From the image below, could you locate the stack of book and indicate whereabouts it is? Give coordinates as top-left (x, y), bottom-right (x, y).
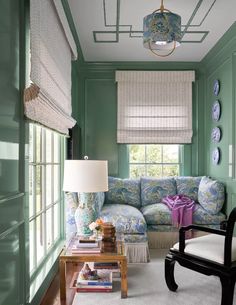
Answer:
top-left (71, 239), bottom-right (101, 254)
top-left (73, 271), bottom-right (113, 292)
top-left (94, 262), bottom-right (121, 278)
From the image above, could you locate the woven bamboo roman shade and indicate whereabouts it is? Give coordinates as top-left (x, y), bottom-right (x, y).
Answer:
top-left (116, 71), bottom-right (195, 144)
top-left (24, 0), bottom-right (77, 134)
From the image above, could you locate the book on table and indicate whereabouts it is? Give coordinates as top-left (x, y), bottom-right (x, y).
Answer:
top-left (77, 239), bottom-right (99, 248)
top-left (94, 262), bottom-right (119, 269)
top-left (77, 271), bottom-right (112, 286)
top-left (70, 271), bottom-right (112, 292)
top-left (71, 246), bottom-right (101, 254)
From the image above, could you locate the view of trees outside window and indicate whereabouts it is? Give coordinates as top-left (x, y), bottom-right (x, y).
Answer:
top-left (129, 144), bottom-right (180, 178)
top-left (29, 123), bottom-right (63, 274)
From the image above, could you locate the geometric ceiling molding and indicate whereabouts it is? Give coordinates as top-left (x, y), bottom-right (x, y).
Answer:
top-left (93, 0), bottom-right (216, 43)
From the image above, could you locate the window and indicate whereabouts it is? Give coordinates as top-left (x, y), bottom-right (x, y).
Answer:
top-left (29, 123), bottom-right (63, 274)
top-left (129, 144), bottom-right (181, 178)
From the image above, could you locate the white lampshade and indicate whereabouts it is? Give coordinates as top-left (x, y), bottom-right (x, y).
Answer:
top-left (63, 160), bottom-right (108, 193)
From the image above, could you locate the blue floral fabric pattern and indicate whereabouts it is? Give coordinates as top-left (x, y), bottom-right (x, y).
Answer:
top-left (147, 224), bottom-right (221, 232)
top-left (141, 202), bottom-right (225, 226)
top-left (141, 203), bottom-right (172, 225)
top-left (141, 177), bottom-right (176, 206)
top-left (193, 204), bottom-right (226, 224)
top-left (105, 177), bottom-right (141, 208)
top-left (175, 176), bottom-right (202, 202)
top-left (99, 204), bottom-right (147, 234)
top-left (198, 176), bottom-right (225, 214)
top-left (93, 192), bottom-right (105, 215)
top-left (65, 192), bottom-right (78, 238)
top-left (122, 233), bottom-right (148, 243)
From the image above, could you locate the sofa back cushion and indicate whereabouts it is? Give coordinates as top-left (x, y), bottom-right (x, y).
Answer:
top-left (175, 176), bottom-right (202, 202)
top-left (198, 176), bottom-right (225, 215)
top-left (141, 177), bottom-right (177, 206)
top-left (105, 177), bottom-right (141, 208)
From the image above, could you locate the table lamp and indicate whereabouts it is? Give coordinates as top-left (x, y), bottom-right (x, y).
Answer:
top-left (63, 158), bottom-right (108, 236)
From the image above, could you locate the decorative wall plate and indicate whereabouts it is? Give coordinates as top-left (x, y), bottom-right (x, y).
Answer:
top-left (213, 79), bottom-right (220, 96)
top-left (212, 100), bottom-right (221, 122)
top-left (211, 127), bottom-right (221, 143)
top-left (212, 147), bottom-right (220, 165)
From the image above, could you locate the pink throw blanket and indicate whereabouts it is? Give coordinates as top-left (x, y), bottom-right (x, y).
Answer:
top-left (162, 195), bottom-right (195, 228)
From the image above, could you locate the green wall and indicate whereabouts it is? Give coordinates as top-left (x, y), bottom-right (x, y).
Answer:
top-left (200, 22), bottom-right (236, 215)
top-left (77, 62), bottom-right (205, 178)
top-left (0, 0), bottom-right (28, 304)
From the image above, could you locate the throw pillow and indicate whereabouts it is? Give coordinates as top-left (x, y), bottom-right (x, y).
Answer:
top-left (141, 177), bottom-right (177, 206)
top-left (175, 176), bottom-right (202, 202)
top-left (105, 177), bottom-right (141, 208)
top-left (198, 176), bottom-right (225, 215)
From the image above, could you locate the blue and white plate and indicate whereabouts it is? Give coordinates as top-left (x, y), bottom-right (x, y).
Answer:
top-left (213, 79), bottom-right (220, 96)
top-left (212, 147), bottom-right (220, 165)
top-left (212, 100), bottom-right (221, 122)
top-left (211, 127), bottom-right (221, 143)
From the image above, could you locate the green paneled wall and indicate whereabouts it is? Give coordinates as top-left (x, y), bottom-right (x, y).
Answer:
top-left (200, 22), bottom-right (236, 215)
top-left (77, 62), bottom-right (204, 178)
top-left (0, 0), bottom-right (27, 305)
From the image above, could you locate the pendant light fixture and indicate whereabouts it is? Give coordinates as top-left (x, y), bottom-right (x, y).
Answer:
top-left (143, 0), bottom-right (182, 57)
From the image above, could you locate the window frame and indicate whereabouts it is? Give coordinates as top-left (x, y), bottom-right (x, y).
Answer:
top-left (28, 123), bottom-right (65, 278)
top-left (129, 144), bottom-right (183, 178)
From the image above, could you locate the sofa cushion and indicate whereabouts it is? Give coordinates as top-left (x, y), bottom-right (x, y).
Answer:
top-left (141, 203), bottom-right (172, 225)
top-left (175, 176), bottom-right (202, 202)
top-left (198, 176), bottom-right (225, 215)
top-left (141, 202), bottom-right (225, 226)
top-left (93, 192), bottom-right (105, 214)
top-left (99, 204), bottom-right (147, 234)
top-left (193, 204), bottom-right (226, 224)
top-left (141, 177), bottom-right (176, 207)
top-left (105, 177), bottom-right (141, 208)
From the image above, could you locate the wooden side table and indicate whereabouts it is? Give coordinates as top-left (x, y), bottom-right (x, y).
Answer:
top-left (59, 240), bottom-right (128, 300)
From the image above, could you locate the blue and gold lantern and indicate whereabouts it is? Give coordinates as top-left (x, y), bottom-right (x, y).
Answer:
top-left (143, 0), bottom-right (181, 56)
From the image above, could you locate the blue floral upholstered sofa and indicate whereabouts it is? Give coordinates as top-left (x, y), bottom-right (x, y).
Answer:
top-left (66, 176), bottom-right (226, 263)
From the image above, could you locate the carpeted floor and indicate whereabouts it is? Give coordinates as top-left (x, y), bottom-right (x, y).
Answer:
top-left (72, 249), bottom-right (236, 305)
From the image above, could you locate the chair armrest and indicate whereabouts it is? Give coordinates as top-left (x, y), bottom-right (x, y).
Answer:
top-left (179, 225), bottom-right (226, 253)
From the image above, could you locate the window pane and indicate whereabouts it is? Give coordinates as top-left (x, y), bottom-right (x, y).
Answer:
top-left (54, 133), bottom-right (60, 163)
top-left (36, 126), bottom-right (41, 162)
top-left (46, 165), bottom-right (52, 206)
top-left (29, 124), bottom-right (34, 163)
top-left (29, 123), bottom-right (63, 275)
top-left (29, 166), bottom-right (34, 218)
top-left (130, 165), bottom-right (145, 178)
top-left (29, 220), bottom-right (35, 273)
top-left (129, 145), bottom-right (145, 163)
top-left (54, 204), bottom-right (59, 240)
top-left (36, 166), bottom-right (42, 213)
top-left (163, 145), bottom-right (179, 163)
top-left (54, 165), bottom-right (60, 202)
top-left (36, 215), bottom-right (44, 264)
top-left (146, 165), bottom-right (162, 178)
top-left (163, 165), bottom-right (179, 177)
top-left (46, 209), bottom-right (52, 250)
top-left (146, 145), bottom-right (162, 163)
top-left (46, 130), bottom-right (52, 163)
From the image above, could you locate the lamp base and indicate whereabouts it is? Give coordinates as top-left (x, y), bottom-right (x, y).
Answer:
top-left (75, 193), bottom-right (97, 236)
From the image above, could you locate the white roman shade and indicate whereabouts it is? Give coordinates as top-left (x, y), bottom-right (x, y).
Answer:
top-left (116, 71), bottom-right (195, 144)
top-left (24, 0), bottom-right (77, 134)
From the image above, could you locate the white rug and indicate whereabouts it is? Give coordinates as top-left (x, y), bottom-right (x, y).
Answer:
top-left (72, 249), bottom-right (236, 305)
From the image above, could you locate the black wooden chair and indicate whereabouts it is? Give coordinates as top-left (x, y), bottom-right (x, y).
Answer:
top-left (165, 207), bottom-right (236, 305)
